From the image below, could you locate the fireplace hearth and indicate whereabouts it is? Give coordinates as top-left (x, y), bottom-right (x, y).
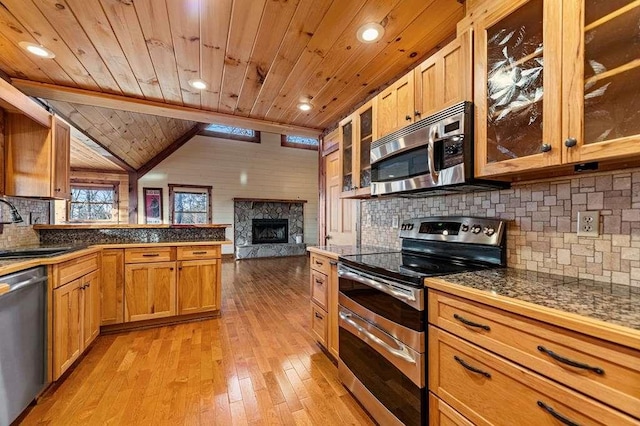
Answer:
top-left (252, 219), bottom-right (288, 244)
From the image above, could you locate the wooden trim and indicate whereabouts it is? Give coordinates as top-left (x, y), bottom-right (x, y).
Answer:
top-left (0, 78), bottom-right (51, 127)
top-left (199, 129), bottom-right (261, 144)
top-left (70, 167), bottom-right (128, 175)
top-left (232, 197), bottom-right (307, 203)
top-left (13, 80), bottom-right (323, 137)
top-left (168, 184), bottom-right (213, 224)
top-left (128, 171), bottom-right (138, 224)
top-left (137, 123), bottom-right (207, 177)
top-left (48, 107), bottom-right (135, 172)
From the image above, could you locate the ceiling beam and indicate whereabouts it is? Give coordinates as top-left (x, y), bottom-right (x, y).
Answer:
top-left (48, 105), bottom-right (136, 172)
top-left (137, 123), bottom-right (207, 178)
top-left (13, 79), bottom-right (323, 138)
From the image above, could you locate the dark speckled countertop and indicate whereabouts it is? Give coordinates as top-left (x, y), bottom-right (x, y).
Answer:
top-left (435, 268), bottom-right (640, 331)
top-left (307, 245), bottom-right (396, 260)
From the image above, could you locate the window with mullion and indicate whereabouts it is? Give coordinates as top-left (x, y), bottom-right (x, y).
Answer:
top-left (69, 185), bottom-right (117, 222)
top-left (169, 184), bottom-right (212, 224)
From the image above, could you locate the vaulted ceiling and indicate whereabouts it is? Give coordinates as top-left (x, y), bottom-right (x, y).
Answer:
top-left (0, 0), bottom-right (464, 139)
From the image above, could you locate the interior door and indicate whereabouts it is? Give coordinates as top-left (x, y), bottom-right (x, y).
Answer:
top-left (325, 150), bottom-right (357, 245)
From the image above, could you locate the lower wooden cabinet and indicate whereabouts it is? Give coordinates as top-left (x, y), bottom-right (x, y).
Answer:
top-left (53, 270), bottom-right (100, 380)
top-left (177, 259), bottom-right (220, 314)
top-left (428, 393), bottom-right (474, 426)
top-left (100, 249), bottom-right (124, 325)
top-left (124, 262), bottom-right (176, 322)
top-left (308, 251), bottom-right (339, 359)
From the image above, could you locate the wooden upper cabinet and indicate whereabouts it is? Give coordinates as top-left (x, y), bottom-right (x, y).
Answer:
top-left (376, 71), bottom-right (415, 138)
top-left (4, 114), bottom-right (71, 198)
top-left (339, 100), bottom-right (375, 198)
top-left (52, 118), bottom-right (71, 199)
top-left (474, 0), bottom-right (563, 177)
top-left (474, 0), bottom-right (640, 178)
top-left (415, 31), bottom-right (473, 118)
top-left (562, 0), bottom-right (640, 164)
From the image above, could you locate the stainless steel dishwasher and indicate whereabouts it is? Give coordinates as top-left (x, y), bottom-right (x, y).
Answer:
top-left (0, 267), bottom-right (47, 426)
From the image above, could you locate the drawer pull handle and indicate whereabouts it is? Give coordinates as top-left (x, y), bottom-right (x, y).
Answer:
top-left (142, 253), bottom-right (160, 257)
top-left (192, 251), bottom-right (207, 255)
top-left (315, 279), bottom-right (323, 285)
top-left (537, 346), bottom-right (604, 375)
top-left (315, 312), bottom-right (323, 319)
top-left (453, 355), bottom-right (491, 378)
top-left (537, 401), bottom-right (580, 426)
top-left (315, 260), bottom-right (323, 266)
top-left (454, 314), bottom-right (490, 331)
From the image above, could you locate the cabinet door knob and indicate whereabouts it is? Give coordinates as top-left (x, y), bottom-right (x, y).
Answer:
top-left (564, 137), bottom-right (577, 148)
top-left (414, 110), bottom-right (421, 117)
top-left (540, 143), bottom-right (552, 153)
top-left (405, 115), bottom-right (412, 121)
top-left (55, 188), bottom-right (61, 192)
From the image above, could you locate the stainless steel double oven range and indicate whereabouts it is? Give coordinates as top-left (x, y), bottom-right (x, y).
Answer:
top-left (337, 216), bottom-right (507, 425)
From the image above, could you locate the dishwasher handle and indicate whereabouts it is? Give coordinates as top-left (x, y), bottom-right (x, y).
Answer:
top-left (0, 276), bottom-right (48, 299)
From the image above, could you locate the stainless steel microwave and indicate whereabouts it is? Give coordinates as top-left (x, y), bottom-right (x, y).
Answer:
top-left (370, 102), bottom-right (509, 196)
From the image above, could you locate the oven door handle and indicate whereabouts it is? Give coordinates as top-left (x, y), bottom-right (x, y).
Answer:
top-left (339, 311), bottom-right (417, 365)
top-left (338, 268), bottom-right (420, 307)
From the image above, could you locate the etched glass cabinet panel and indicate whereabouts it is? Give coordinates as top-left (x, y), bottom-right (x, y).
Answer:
top-left (475, 0), bottom-right (562, 177)
top-left (340, 120), bottom-right (353, 192)
top-left (564, 0), bottom-right (640, 163)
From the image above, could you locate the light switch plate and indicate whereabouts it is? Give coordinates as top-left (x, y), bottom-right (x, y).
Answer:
top-left (392, 215), bottom-right (399, 229)
top-left (577, 211), bottom-right (600, 237)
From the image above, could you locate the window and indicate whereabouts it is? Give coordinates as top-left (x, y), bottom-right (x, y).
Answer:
top-left (69, 184), bottom-right (118, 222)
top-left (281, 134), bottom-right (319, 150)
top-left (200, 124), bottom-right (260, 143)
top-left (168, 184), bottom-right (212, 224)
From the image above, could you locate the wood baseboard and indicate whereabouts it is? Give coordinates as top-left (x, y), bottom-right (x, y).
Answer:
top-left (100, 311), bottom-right (220, 334)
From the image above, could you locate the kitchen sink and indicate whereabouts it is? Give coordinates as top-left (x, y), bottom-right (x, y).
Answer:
top-left (0, 247), bottom-right (77, 260)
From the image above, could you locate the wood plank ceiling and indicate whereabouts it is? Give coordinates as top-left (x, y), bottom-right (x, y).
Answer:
top-left (69, 127), bottom-right (126, 172)
top-left (0, 0), bottom-right (463, 133)
top-left (50, 100), bottom-right (198, 170)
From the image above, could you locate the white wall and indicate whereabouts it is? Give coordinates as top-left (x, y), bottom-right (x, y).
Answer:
top-left (138, 132), bottom-right (319, 254)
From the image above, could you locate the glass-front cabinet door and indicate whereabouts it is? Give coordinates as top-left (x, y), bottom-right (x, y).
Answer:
top-left (474, 0), bottom-right (562, 177)
top-left (339, 100), bottom-right (375, 198)
top-left (563, 0), bottom-right (640, 163)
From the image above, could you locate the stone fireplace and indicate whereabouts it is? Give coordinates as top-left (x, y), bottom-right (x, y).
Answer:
top-left (252, 219), bottom-right (288, 244)
top-left (234, 198), bottom-right (307, 259)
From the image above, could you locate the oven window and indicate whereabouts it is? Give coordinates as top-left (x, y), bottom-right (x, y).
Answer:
top-left (340, 328), bottom-right (424, 426)
top-left (372, 148), bottom-right (429, 183)
top-left (339, 279), bottom-right (424, 332)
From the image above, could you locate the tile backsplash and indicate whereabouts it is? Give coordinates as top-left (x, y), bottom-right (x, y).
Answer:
top-left (361, 167), bottom-right (640, 287)
top-left (0, 197), bottom-right (50, 249)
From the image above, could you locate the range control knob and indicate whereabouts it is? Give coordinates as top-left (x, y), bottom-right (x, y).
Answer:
top-left (401, 224), bottom-right (407, 230)
top-left (461, 224), bottom-right (469, 232)
top-left (408, 224), bottom-right (414, 230)
top-left (471, 225), bottom-right (482, 234)
top-left (484, 227), bottom-right (495, 236)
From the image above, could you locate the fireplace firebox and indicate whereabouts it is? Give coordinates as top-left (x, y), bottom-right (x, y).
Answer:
top-left (252, 219), bottom-right (288, 244)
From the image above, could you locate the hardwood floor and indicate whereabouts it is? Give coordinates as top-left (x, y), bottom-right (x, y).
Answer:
top-left (20, 256), bottom-right (373, 426)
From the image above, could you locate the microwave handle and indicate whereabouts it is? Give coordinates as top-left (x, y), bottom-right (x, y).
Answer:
top-left (427, 126), bottom-right (439, 184)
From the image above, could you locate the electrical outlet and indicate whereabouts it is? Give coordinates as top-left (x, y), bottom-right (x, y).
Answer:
top-left (577, 211), bottom-right (600, 237)
top-left (392, 215), bottom-right (400, 229)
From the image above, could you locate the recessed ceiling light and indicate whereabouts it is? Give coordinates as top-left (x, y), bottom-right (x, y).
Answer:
top-left (357, 23), bottom-right (384, 43)
top-left (19, 41), bottom-right (55, 58)
top-left (188, 78), bottom-right (208, 90)
top-left (298, 102), bottom-right (313, 111)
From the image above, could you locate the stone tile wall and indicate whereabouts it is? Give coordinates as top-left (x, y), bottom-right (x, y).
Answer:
top-left (0, 197), bottom-right (50, 249)
top-left (361, 167), bottom-right (640, 287)
top-left (234, 201), bottom-right (306, 259)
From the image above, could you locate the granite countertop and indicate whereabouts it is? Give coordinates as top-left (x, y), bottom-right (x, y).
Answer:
top-left (433, 268), bottom-right (640, 331)
top-left (307, 245), bottom-right (397, 260)
top-left (34, 223), bottom-right (231, 229)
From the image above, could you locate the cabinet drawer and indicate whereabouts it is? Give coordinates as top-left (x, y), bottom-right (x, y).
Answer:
top-left (311, 303), bottom-right (327, 347)
top-left (125, 247), bottom-right (174, 264)
top-left (428, 290), bottom-right (640, 418)
top-left (310, 270), bottom-right (328, 310)
top-left (429, 327), bottom-right (637, 426)
top-left (428, 393), bottom-right (474, 426)
top-left (54, 253), bottom-right (99, 288)
top-left (176, 245), bottom-right (221, 260)
top-left (310, 253), bottom-right (331, 275)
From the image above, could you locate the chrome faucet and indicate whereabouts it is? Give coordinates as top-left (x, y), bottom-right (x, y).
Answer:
top-left (0, 198), bottom-right (24, 224)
